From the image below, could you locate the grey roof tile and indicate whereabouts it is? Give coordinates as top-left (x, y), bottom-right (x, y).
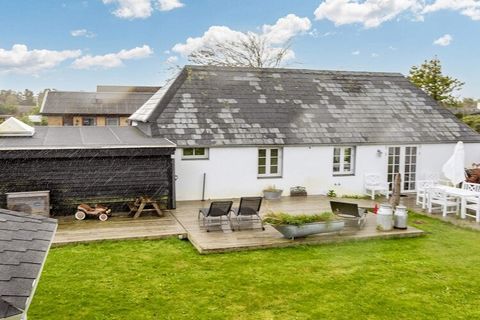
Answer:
top-left (130, 65), bottom-right (480, 146)
top-left (41, 91), bottom-right (155, 115)
top-left (0, 209), bottom-right (57, 318)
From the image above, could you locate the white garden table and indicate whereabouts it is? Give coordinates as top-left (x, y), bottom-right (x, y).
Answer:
top-left (423, 185), bottom-right (480, 219)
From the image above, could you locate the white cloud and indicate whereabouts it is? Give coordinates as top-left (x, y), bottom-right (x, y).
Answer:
top-left (103, 0), bottom-right (184, 18)
top-left (0, 44), bottom-right (81, 74)
top-left (423, 0), bottom-right (480, 20)
top-left (314, 0), bottom-right (422, 28)
top-left (166, 55), bottom-right (178, 63)
top-left (262, 14), bottom-right (312, 44)
top-left (72, 45), bottom-right (153, 69)
top-left (433, 34), bottom-right (453, 46)
top-left (371, 52), bottom-right (379, 57)
top-left (172, 14), bottom-right (311, 64)
top-left (102, 0), bottom-right (153, 19)
top-left (157, 0), bottom-right (184, 11)
top-left (70, 29), bottom-right (96, 38)
top-left (352, 50), bottom-right (360, 55)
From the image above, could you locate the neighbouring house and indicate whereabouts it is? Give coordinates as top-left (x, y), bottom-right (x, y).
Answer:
top-left (130, 65), bottom-right (480, 201)
top-left (40, 85), bottom-right (160, 127)
top-left (0, 208), bottom-right (57, 320)
top-left (0, 119), bottom-right (176, 214)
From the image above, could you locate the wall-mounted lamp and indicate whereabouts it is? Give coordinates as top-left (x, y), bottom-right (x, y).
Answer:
top-left (376, 149), bottom-right (383, 157)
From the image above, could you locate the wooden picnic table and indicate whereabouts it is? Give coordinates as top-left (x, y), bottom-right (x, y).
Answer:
top-left (128, 197), bottom-right (164, 219)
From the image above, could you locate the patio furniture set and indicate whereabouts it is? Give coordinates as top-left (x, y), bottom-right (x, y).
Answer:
top-left (417, 181), bottom-right (480, 222)
top-left (198, 197), bottom-right (264, 232)
top-left (198, 197), bottom-right (368, 236)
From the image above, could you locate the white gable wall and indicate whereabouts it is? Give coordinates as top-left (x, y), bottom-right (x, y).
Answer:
top-left (174, 143), bottom-right (480, 201)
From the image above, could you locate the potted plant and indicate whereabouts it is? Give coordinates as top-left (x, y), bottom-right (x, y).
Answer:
top-left (262, 185), bottom-right (283, 200)
top-left (263, 211), bottom-right (345, 239)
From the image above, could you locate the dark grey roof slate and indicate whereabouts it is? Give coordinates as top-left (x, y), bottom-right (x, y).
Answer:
top-left (40, 90), bottom-right (154, 115)
top-left (0, 209), bottom-right (57, 318)
top-left (0, 126), bottom-right (175, 150)
top-left (130, 65), bottom-right (480, 146)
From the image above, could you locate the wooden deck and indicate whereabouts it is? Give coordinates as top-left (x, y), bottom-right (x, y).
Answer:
top-left (53, 211), bottom-right (186, 246)
top-left (52, 195), bottom-right (426, 252)
top-left (173, 195), bottom-right (425, 254)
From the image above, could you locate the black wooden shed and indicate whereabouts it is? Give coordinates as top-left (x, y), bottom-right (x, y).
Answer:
top-left (0, 126), bottom-right (176, 215)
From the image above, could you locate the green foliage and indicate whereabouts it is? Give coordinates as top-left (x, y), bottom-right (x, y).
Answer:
top-left (342, 194), bottom-right (381, 200)
top-left (0, 104), bottom-right (18, 115)
top-left (408, 57), bottom-right (464, 107)
top-left (327, 189), bottom-right (337, 198)
top-left (29, 213), bottom-right (480, 319)
top-left (263, 211), bottom-right (338, 226)
top-left (461, 115), bottom-right (480, 133)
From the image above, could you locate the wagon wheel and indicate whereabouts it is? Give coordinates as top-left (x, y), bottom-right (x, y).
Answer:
top-left (75, 211), bottom-right (86, 220)
top-left (98, 213), bottom-right (109, 221)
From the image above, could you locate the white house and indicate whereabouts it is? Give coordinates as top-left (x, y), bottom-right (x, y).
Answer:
top-left (130, 65), bottom-right (480, 201)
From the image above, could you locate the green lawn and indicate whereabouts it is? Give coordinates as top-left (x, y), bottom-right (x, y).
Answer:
top-left (30, 213), bottom-right (480, 320)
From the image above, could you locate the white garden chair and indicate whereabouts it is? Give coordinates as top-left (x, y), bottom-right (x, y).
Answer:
top-left (427, 188), bottom-right (459, 217)
top-left (416, 180), bottom-right (438, 209)
top-left (462, 182), bottom-right (480, 193)
top-left (463, 195), bottom-right (480, 223)
top-left (364, 174), bottom-right (389, 200)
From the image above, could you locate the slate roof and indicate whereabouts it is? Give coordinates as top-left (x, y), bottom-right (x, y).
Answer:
top-left (130, 65), bottom-right (480, 146)
top-left (0, 126), bottom-right (175, 150)
top-left (40, 90), bottom-right (155, 115)
top-left (0, 209), bottom-right (57, 319)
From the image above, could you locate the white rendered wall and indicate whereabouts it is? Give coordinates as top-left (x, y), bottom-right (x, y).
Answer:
top-left (174, 143), bottom-right (480, 201)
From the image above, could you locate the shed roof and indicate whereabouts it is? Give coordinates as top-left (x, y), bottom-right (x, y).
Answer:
top-left (40, 90), bottom-right (154, 115)
top-left (0, 209), bottom-right (57, 319)
top-left (0, 126), bottom-right (175, 150)
top-left (0, 117), bottom-right (35, 137)
top-left (130, 65), bottom-right (480, 146)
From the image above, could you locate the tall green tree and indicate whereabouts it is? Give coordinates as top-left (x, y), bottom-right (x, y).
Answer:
top-left (408, 57), bottom-right (464, 107)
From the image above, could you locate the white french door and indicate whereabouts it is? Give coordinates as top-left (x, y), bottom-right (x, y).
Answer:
top-left (387, 146), bottom-right (418, 192)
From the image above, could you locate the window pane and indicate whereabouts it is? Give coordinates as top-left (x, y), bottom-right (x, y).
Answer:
top-left (183, 148), bottom-right (194, 156)
top-left (344, 164), bottom-right (351, 171)
top-left (258, 149), bottom-right (266, 157)
top-left (333, 156), bottom-right (340, 164)
top-left (270, 166), bottom-right (278, 174)
top-left (258, 158), bottom-right (266, 166)
top-left (333, 164), bottom-right (340, 172)
top-left (270, 158), bottom-right (278, 165)
top-left (270, 149), bottom-right (278, 157)
top-left (258, 166), bottom-right (266, 174)
top-left (195, 148), bottom-right (205, 156)
top-left (344, 148), bottom-right (351, 156)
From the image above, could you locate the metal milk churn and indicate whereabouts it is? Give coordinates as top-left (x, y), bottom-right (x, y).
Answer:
top-left (394, 205), bottom-right (408, 229)
top-left (376, 203), bottom-right (393, 231)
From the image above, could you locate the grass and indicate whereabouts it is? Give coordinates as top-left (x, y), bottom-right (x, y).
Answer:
top-left (30, 212), bottom-right (480, 320)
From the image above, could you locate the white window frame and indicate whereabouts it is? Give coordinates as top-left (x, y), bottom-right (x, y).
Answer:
top-left (333, 146), bottom-right (355, 175)
top-left (182, 147), bottom-right (209, 160)
top-left (258, 147), bottom-right (282, 178)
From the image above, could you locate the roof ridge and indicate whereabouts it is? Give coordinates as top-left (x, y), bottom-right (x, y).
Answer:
top-left (183, 64), bottom-right (404, 77)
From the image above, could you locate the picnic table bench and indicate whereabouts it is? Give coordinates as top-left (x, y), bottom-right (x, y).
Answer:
top-left (128, 197), bottom-right (164, 219)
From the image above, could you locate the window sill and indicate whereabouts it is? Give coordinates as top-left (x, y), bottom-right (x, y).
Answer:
top-left (181, 157), bottom-right (209, 161)
top-left (333, 173), bottom-right (355, 177)
top-left (257, 175), bottom-right (283, 179)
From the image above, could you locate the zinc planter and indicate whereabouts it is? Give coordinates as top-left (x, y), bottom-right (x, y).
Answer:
top-left (263, 190), bottom-right (283, 200)
top-left (272, 220), bottom-right (345, 240)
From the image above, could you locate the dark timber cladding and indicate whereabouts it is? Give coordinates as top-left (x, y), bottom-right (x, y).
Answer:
top-left (0, 127), bottom-right (176, 214)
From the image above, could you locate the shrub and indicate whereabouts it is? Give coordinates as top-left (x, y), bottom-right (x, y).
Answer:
top-left (263, 211), bottom-right (338, 226)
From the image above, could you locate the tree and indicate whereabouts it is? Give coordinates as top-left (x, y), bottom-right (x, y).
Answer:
top-left (188, 33), bottom-right (291, 68)
top-left (408, 57), bottom-right (464, 107)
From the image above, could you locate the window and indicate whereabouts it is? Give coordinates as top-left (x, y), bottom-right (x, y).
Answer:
top-left (106, 117), bottom-right (119, 126)
top-left (82, 117), bottom-right (96, 126)
top-left (333, 147), bottom-right (355, 175)
top-left (258, 148), bottom-right (282, 177)
top-left (182, 148), bottom-right (209, 159)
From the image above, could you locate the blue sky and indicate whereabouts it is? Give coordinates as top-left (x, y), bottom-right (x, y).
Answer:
top-left (0, 0), bottom-right (479, 98)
